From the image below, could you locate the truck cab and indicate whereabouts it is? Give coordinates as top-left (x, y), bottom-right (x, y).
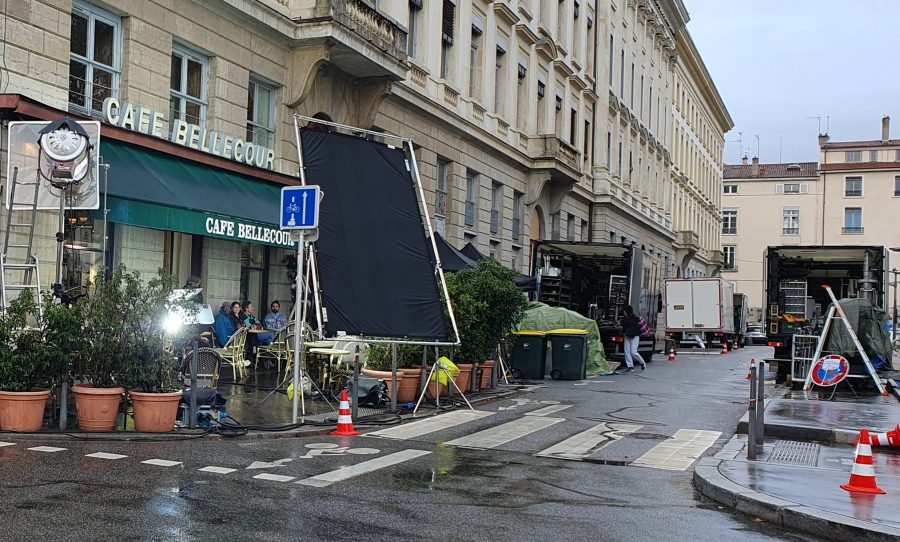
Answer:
top-left (532, 241), bottom-right (661, 364)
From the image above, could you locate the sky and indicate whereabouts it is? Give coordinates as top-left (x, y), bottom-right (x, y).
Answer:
top-left (683, 0), bottom-right (900, 164)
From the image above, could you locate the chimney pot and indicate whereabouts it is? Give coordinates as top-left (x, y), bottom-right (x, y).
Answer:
top-left (751, 156), bottom-right (759, 177)
top-left (741, 155), bottom-right (748, 165)
top-left (818, 133), bottom-right (830, 146)
top-left (882, 116), bottom-right (890, 142)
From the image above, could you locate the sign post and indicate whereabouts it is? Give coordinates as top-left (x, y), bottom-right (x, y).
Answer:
top-left (280, 185), bottom-right (321, 424)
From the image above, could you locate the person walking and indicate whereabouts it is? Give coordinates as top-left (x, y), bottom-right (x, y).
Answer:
top-left (620, 305), bottom-right (647, 372)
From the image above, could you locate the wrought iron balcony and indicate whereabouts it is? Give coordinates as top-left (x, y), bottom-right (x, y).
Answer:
top-left (434, 189), bottom-right (448, 216)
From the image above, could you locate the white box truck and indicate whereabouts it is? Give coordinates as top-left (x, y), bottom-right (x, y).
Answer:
top-left (664, 278), bottom-right (736, 349)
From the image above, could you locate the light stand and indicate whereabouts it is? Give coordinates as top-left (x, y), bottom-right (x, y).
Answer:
top-left (412, 358), bottom-right (475, 416)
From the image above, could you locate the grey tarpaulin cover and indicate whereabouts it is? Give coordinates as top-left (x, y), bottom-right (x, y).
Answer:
top-left (514, 302), bottom-right (611, 375)
top-left (823, 298), bottom-right (892, 369)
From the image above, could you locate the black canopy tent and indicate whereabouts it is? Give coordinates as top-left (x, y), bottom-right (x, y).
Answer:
top-left (432, 233), bottom-right (477, 272)
top-left (456, 240), bottom-right (536, 291)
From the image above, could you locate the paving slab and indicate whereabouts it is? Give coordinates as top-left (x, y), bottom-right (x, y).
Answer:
top-left (738, 396), bottom-right (900, 442)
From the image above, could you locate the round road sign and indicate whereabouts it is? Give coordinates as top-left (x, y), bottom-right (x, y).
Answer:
top-left (810, 354), bottom-right (850, 387)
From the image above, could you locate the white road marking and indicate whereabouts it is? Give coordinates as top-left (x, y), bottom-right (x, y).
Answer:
top-left (445, 416), bottom-right (564, 449)
top-left (536, 422), bottom-right (643, 460)
top-left (573, 380), bottom-right (614, 386)
top-left (142, 459), bottom-right (183, 467)
top-left (0, 442), bottom-right (16, 448)
top-left (253, 473), bottom-right (295, 482)
top-left (631, 429), bottom-right (721, 471)
top-left (27, 446), bottom-right (66, 453)
top-left (525, 404), bottom-right (572, 417)
top-left (246, 458), bottom-right (293, 469)
top-left (366, 410), bottom-right (494, 440)
top-left (85, 452), bottom-right (128, 460)
top-left (199, 466), bottom-right (237, 474)
top-left (296, 449), bottom-right (431, 488)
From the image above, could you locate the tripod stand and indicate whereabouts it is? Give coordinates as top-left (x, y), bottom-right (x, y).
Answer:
top-left (412, 358), bottom-right (475, 415)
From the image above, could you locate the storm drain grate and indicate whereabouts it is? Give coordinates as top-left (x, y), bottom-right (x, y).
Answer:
top-left (767, 440), bottom-right (820, 467)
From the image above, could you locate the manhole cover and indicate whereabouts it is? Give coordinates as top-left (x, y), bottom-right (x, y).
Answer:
top-left (767, 440), bottom-right (819, 467)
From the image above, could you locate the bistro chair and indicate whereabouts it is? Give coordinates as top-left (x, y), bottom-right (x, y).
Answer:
top-left (255, 324), bottom-right (293, 372)
top-left (182, 347), bottom-right (222, 389)
top-left (217, 327), bottom-right (249, 380)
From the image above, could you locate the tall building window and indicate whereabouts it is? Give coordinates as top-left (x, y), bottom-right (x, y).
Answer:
top-left (490, 182), bottom-right (502, 235)
top-left (170, 44), bottom-right (208, 128)
top-left (723, 184), bottom-right (738, 194)
top-left (608, 35), bottom-right (615, 87)
top-left (69, 1), bottom-right (120, 115)
top-left (465, 170), bottom-right (479, 227)
top-left (512, 191), bottom-right (523, 242)
top-left (617, 140), bottom-right (623, 176)
top-left (581, 219), bottom-right (588, 241)
top-left (606, 130), bottom-right (612, 170)
top-left (469, 23), bottom-right (483, 100)
top-left (895, 176), bottom-right (900, 197)
top-left (639, 75), bottom-right (644, 117)
top-left (583, 119), bottom-right (591, 167)
top-left (569, 108), bottom-right (577, 145)
top-left (440, 0), bottom-right (455, 79)
top-left (843, 207), bottom-right (863, 234)
top-left (435, 158), bottom-right (450, 216)
top-left (869, 150), bottom-right (878, 161)
top-left (247, 78), bottom-right (275, 148)
top-left (619, 49), bottom-right (625, 95)
top-left (557, 0), bottom-right (566, 43)
top-left (782, 208), bottom-right (799, 235)
top-left (587, 16), bottom-right (596, 74)
top-left (722, 245), bottom-right (736, 270)
top-left (648, 85), bottom-right (653, 128)
top-left (630, 63), bottom-right (635, 106)
top-left (566, 214), bottom-right (575, 241)
top-left (845, 150), bottom-right (861, 163)
top-left (844, 176), bottom-right (863, 197)
top-left (408, 0), bottom-right (422, 59)
top-left (555, 94), bottom-right (563, 137)
top-left (516, 61), bottom-right (528, 128)
top-left (722, 209), bottom-right (737, 234)
top-left (494, 44), bottom-right (507, 115)
top-left (537, 79), bottom-right (547, 133)
top-left (551, 212), bottom-right (561, 240)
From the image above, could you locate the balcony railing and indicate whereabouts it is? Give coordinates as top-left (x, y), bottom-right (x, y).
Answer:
top-left (512, 217), bottom-right (521, 242)
top-left (464, 200), bottom-right (476, 227)
top-left (782, 227), bottom-right (799, 235)
top-left (844, 189), bottom-right (863, 197)
top-left (434, 189), bottom-right (447, 216)
top-left (722, 227), bottom-right (737, 235)
top-left (490, 209), bottom-right (500, 235)
top-left (842, 226), bottom-right (864, 234)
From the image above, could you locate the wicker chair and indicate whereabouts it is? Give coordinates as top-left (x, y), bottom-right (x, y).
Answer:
top-left (217, 327), bottom-right (249, 380)
top-left (183, 347), bottom-right (222, 388)
top-left (255, 323), bottom-right (294, 372)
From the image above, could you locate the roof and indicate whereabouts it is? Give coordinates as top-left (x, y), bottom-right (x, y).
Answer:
top-left (823, 139), bottom-right (900, 149)
top-left (723, 162), bottom-right (818, 179)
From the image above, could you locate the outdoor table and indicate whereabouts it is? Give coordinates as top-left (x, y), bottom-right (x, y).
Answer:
top-left (305, 341), bottom-right (336, 349)
top-left (307, 348), bottom-right (352, 390)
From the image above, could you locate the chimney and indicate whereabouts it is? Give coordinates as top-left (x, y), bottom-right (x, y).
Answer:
top-left (751, 156), bottom-right (759, 177)
top-left (818, 133), bottom-right (830, 147)
top-left (741, 155), bottom-right (748, 165)
top-left (882, 116), bottom-right (890, 142)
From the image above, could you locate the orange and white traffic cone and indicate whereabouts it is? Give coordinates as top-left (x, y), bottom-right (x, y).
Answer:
top-left (856, 425), bottom-right (900, 448)
top-left (668, 348), bottom-right (676, 362)
top-left (745, 358), bottom-right (756, 380)
top-left (330, 389), bottom-right (360, 437)
top-left (721, 343), bottom-right (729, 355)
top-left (841, 429), bottom-right (886, 494)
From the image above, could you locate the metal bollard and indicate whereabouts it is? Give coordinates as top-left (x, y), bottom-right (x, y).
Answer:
top-left (189, 341), bottom-right (198, 429)
top-left (756, 360), bottom-right (766, 454)
top-left (351, 346), bottom-right (359, 422)
top-left (747, 363), bottom-right (758, 460)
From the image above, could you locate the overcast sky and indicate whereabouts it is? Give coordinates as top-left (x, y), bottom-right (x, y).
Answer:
top-left (683, 0), bottom-right (900, 164)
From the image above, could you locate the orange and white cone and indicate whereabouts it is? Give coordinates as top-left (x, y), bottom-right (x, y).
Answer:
top-left (841, 429), bottom-right (886, 494)
top-left (330, 389), bottom-right (359, 436)
top-left (855, 425), bottom-right (900, 448)
top-left (721, 343), bottom-right (729, 355)
top-left (745, 358), bottom-right (756, 380)
top-left (668, 348), bottom-right (676, 362)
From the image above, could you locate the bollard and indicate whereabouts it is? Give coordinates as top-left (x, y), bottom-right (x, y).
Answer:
top-left (390, 343), bottom-right (398, 413)
top-left (756, 360), bottom-right (765, 454)
top-left (747, 363), bottom-right (758, 460)
top-left (189, 341), bottom-right (198, 429)
top-left (351, 346), bottom-right (360, 422)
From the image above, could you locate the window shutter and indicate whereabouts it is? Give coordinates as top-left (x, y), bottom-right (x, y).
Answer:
top-left (776, 184), bottom-right (784, 194)
top-left (800, 184), bottom-right (808, 194)
top-left (442, 0), bottom-right (455, 44)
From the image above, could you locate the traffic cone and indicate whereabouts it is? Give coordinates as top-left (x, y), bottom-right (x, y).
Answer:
top-left (330, 389), bottom-right (359, 436)
top-left (667, 348), bottom-right (676, 362)
top-left (840, 429), bottom-right (886, 494)
top-left (858, 425), bottom-right (900, 448)
top-left (745, 358), bottom-right (756, 380)
top-left (721, 343), bottom-right (729, 355)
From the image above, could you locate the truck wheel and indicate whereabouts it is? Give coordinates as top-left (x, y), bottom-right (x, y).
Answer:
top-left (550, 369), bottom-right (563, 380)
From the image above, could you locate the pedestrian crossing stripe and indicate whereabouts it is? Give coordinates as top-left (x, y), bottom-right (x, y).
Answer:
top-left (142, 459), bottom-right (182, 467)
top-left (0, 442), bottom-right (16, 448)
top-left (524, 404), bottom-right (572, 417)
top-left (366, 410), bottom-right (494, 441)
top-left (85, 452), bottom-right (128, 460)
top-left (253, 473), bottom-right (295, 482)
top-left (27, 446), bottom-right (66, 453)
top-left (631, 429), bottom-right (721, 471)
top-left (535, 422), bottom-right (643, 460)
top-left (199, 466), bottom-right (237, 474)
top-left (296, 449), bottom-right (431, 488)
top-left (445, 416), bottom-right (564, 449)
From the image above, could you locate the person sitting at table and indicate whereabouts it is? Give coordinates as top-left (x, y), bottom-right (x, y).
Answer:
top-left (243, 301), bottom-right (274, 345)
top-left (264, 300), bottom-right (287, 331)
top-left (214, 301), bottom-right (241, 347)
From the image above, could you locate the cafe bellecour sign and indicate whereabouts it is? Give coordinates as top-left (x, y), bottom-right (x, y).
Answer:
top-left (102, 97), bottom-right (275, 170)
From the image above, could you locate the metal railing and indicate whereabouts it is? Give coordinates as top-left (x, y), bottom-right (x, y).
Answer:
top-left (490, 209), bottom-right (499, 235)
top-left (842, 226), bottom-right (864, 234)
top-left (434, 189), bottom-right (447, 216)
top-left (722, 227), bottom-right (737, 235)
top-left (782, 227), bottom-right (799, 235)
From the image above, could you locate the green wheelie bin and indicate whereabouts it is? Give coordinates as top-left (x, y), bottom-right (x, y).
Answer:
top-left (546, 329), bottom-right (589, 380)
top-left (509, 331), bottom-right (548, 380)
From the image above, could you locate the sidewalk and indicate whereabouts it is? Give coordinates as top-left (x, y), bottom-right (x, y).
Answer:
top-left (696, 385), bottom-right (900, 541)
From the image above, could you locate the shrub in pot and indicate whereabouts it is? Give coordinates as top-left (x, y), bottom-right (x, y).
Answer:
top-left (444, 259), bottom-right (528, 390)
top-left (74, 266), bottom-right (136, 432)
top-left (365, 343), bottom-right (429, 403)
top-left (0, 291), bottom-right (73, 431)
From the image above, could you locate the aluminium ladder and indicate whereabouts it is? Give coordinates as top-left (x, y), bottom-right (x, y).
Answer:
top-left (1, 167), bottom-right (43, 319)
top-left (802, 285), bottom-right (887, 395)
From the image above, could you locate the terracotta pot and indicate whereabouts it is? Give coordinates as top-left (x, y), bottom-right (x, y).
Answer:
top-left (425, 379), bottom-right (446, 400)
top-left (477, 360), bottom-right (496, 389)
top-left (130, 390), bottom-right (183, 433)
top-left (455, 363), bottom-right (474, 394)
top-left (0, 389), bottom-right (50, 432)
top-left (397, 369), bottom-right (422, 404)
top-left (361, 368), bottom-right (403, 398)
top-left (73, 385), bottom-right (124, 432)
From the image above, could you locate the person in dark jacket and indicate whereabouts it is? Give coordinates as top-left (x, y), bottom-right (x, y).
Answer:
top-left (620, 305), bottom-right (646, 372)
top-left (214, 301), bottom-right (242, 347)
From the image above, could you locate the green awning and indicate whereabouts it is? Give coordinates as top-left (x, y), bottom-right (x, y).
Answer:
top-left (98, 139), bottom-right (295, 248)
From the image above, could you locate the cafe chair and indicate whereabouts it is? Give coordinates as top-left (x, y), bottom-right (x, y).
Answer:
top-left (256, 326), bottom-right (291, 372)
top-left (183, 347), bottom-right (222, 389)
top-left (217, 327), bottom-right (249, 380)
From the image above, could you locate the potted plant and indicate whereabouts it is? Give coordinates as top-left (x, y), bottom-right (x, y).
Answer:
top-left (0, 290), bottom-right (73, 432)
top-left (121, 270), bottom-right (195, 432)
top-left (444, 259), bottom-right (528, 391)
top-left (74, 266), bottom-right (135, 432)
top-left (365, 343), bottom-right (425, 403)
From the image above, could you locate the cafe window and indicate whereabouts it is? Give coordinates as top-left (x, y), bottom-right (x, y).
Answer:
top-left (247, 77), bottom-right (276, 148)
top-left (69, 1), bottom-right (120, 116)
top-left (241, 243), bottom-right (267, 312)
top-left (170, 44), bottom-right (208, 128)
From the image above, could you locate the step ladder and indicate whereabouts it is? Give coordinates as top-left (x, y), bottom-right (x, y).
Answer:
top-left (1, 167), bottom-right (43, 319)
top-left (802, 285), bottom-right (887, 395)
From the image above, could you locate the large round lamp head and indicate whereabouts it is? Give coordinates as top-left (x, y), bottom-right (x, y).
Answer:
top-left (37, 122), bottom-right (91, 185)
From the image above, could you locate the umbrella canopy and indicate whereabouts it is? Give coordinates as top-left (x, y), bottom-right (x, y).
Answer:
top-left (461, 242), bottom-right (487, 262)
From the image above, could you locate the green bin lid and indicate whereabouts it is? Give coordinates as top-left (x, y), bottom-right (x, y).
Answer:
top-left (546, 328), bottom-right (589, 335)
top-left (512, 330), bottom-right (547, 336)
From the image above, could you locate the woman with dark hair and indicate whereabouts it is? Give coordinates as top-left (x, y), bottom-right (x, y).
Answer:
top-left (214, 301), bottom-right (242, 347)
top-left (620, 305), bottom-right (647, 372)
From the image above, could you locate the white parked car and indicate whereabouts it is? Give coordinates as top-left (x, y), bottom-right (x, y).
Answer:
top-left (745, 324), bottom-right (767, 345)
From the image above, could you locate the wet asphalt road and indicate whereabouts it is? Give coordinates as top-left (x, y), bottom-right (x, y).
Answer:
top-left (0, 347), bottom-right (819, 541)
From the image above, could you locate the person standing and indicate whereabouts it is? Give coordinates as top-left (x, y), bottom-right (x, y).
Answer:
top-left (620, 305), bottom-right (647, 372)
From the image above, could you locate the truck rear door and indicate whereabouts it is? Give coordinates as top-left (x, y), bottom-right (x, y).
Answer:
top-left (665, 280), bottom-right (694, 329)
top-left (692, 279), bottom-right (724, 329)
